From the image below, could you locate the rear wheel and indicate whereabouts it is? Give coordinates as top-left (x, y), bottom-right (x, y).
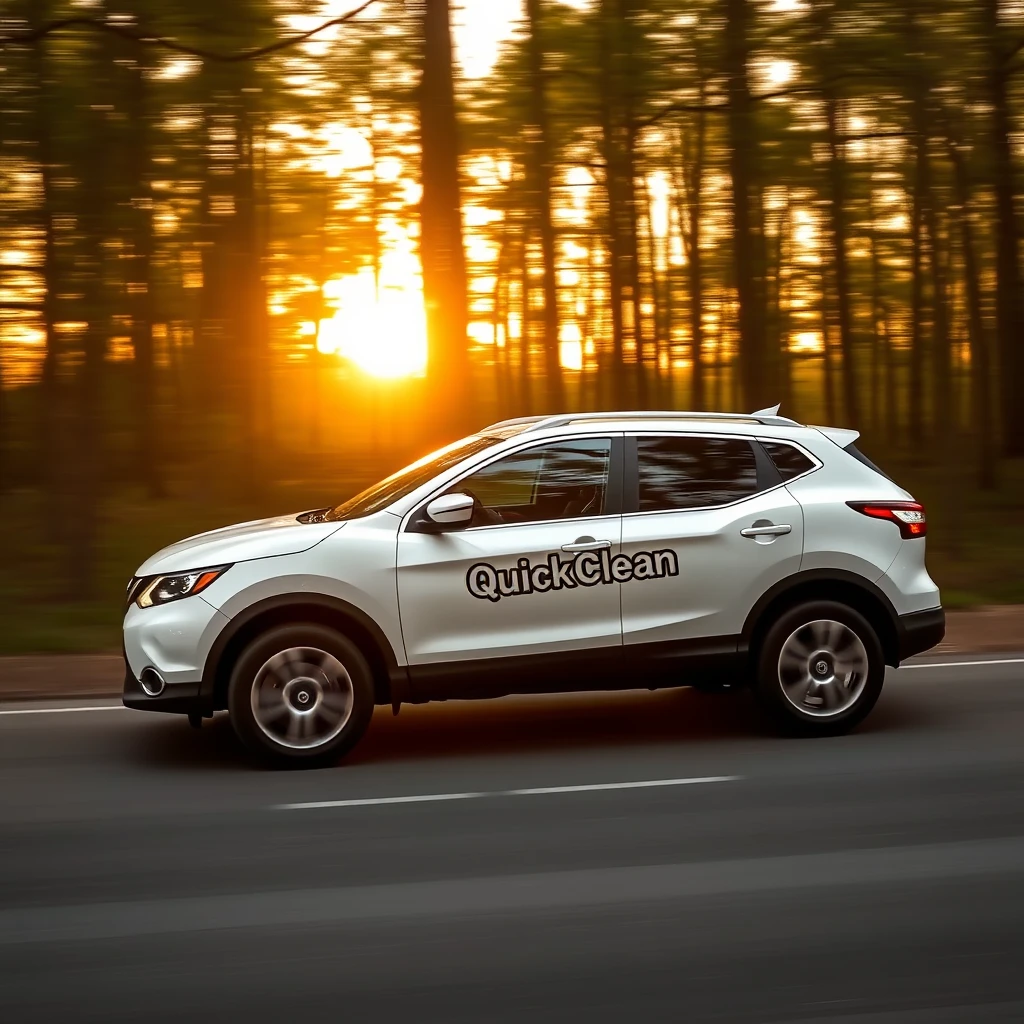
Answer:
top-left (228, 624), bottom-right (374, 768)
top-left (754, 601), bottom-right (884, 736)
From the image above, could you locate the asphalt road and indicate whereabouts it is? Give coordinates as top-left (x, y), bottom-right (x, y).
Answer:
top-left (1, 655), bottom-right (1023, 1023)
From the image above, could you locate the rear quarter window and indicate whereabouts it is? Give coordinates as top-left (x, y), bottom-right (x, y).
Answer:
top-left (761, 441), bottom-right (815, 481)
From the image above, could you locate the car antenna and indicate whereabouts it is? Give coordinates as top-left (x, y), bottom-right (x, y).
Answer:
top-left (752, 403), bottom-right (781, 417)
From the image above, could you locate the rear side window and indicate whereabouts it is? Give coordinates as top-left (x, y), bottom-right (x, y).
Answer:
top-left (762, 441), bottom-right (815, 481)
top-left (637, 436), bottom-right (758, 512)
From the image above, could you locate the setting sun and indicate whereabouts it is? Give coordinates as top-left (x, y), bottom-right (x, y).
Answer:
top-left (315, 267), bottom-right (428, 378)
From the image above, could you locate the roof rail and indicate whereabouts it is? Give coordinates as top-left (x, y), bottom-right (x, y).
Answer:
top-left (481, 414), bottom-right (552, 432)
top-left (518, 408), bottom-right (802, 433)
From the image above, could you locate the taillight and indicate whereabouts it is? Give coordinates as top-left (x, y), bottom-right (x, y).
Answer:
top-left (847, 501), bottom-right (927, 539)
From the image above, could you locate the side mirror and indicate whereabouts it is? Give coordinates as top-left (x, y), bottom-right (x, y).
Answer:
top-left (425, 492), bottom-right (475, 528)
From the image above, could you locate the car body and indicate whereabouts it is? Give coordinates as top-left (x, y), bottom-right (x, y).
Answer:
top-left (123, 409), bottom-right (945, 765)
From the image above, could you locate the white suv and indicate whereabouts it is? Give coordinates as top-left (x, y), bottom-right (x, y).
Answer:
top-left (123, 410), bottom-right (944, 767)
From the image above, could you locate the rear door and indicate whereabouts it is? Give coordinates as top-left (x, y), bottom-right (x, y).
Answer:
top-left (619, 433), bottom-right (804, 657)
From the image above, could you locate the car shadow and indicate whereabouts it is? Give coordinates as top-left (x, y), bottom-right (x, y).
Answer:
top-left (121, 680), bottom-right (940, 772)
top-left (349, 687), bottom-right (765, 766)
top-left (120, 713), bottom-right (257, 772)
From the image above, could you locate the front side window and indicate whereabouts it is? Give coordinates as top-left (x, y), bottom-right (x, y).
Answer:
top-left (637, 435), bottom-right (758, 512)
top-left (454, 438), bottom-right (612, 527)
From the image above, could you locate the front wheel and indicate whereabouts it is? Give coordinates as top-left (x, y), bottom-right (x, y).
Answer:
top-left (754, 601), bottom-right (885, 736)
top-left (228, 624), bottom-right (375, 768)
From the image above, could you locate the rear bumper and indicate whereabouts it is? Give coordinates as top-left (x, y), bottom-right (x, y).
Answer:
top-left (896, 606), bottom-right (946, 662)
top-left (122, 658), bottom-right (202, 715)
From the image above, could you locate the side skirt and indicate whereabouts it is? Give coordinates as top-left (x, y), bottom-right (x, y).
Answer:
top-left (407, 636), bottom-right (748, 702)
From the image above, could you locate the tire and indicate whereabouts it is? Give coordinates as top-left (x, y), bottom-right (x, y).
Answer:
top-left (753, 600), bottom-right (885, 736)
top-left (228, 623), bottom-right (375, 768)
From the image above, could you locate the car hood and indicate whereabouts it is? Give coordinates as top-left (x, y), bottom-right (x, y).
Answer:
top-left (135, 514), bottom-right (345, 577)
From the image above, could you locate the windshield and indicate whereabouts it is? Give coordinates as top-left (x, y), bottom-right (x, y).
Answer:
top-left (325, 435), bottom-right (502, 522)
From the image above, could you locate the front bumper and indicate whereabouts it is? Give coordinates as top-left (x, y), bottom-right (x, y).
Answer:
top-left (122, 594), bottom-right (229, 716)
top-left (122, 658), bottom-right (203, 714)
top-left (897, 606), bottom-right (946, 662)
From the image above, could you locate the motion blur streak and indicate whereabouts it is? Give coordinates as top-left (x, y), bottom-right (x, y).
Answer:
top-left (3, 837), bottom-right (1022, 946)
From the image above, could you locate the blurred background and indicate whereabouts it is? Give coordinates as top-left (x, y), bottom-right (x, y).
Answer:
top-left (1, 0), bottom-right (1023, 653)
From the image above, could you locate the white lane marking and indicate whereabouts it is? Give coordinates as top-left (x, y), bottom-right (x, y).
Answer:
top-left (505, 777), bottom-right (738, 797)
top-left (901, 657), bottom-right (1024, 671)
top-left (283, 792), bottom-right (486, 810)
top-left (0, 704), bottom-right (127, 717)
top-left (275, 776), bottom-right (740, 812)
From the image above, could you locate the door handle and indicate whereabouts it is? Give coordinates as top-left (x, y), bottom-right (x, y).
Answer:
top-left (740, 524), bottom-right (792, 538)
top-left (561, 536), bottom-right (612, 552)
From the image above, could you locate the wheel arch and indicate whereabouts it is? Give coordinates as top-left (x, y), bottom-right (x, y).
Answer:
top-left (742, 570), bottom-right (901, 668)
top-left (200, 594), bottom-right (408, 713)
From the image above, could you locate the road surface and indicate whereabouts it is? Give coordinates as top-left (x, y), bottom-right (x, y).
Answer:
top-left (1, 655), bottom-right (1023, 1022)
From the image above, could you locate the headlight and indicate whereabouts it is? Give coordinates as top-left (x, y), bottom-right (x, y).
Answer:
top-left (136, 566), bottom-right (231, 608)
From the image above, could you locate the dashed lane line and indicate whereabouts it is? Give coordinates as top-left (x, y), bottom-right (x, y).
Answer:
top-left (275, 776), bottom-right (742, 811)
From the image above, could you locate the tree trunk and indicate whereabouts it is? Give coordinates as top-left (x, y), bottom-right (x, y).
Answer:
top-left (525, 0), bottom-right (564, 412)
top-left (126, 51), bottom-right (162, 498)
top-left (713, 291), bottom-right (725, 412)
top-left (908, 91), bottom-right (927, 442)
top-left (884, 297), bottom-right (898, 443)
top-left (724, 0), bottom-right (769, 410)
top-left (519, 231), bottom-right (533, 413)
top-left (778, 192), bottom-right (795, 417)
top-left (984, 0), bottom-right (1024, 456)
top-left (867, 183), bottom-right (885, 437)
top-left (947, 138), bottom-right (997, 489)
top-left (821, 264), bottom-right (837, 425)
top-left (921, 135), bottom-right (959, 547)
top-left (624, 132), bottom-right (647, 408)
top-left (598, 0), bottom-right (626, 405)
top-left (611, 0), bottom-right (647, 408)
top-left (30, 26), bottom-right (63, 527)
top-left (419, 0), bottom-right (471, 430)
top-left (310, 182), bottom-right (331, 451)
top-left (642, 170), bottom-right (664, 405)
top-left (921, 140), bottom-right (952, 455)
top-left (235, 109), bottom-right (268, 495)
top-left (67, 41), bottom-right (111, 598)
top-left (772, 191), bottom-right (793, 418)
top-left (492, 212), bottom-right (511, 416)
top-left (825, 93), bottom-right (860, 428)
top-left (675, 97), bottom-right (707, 411)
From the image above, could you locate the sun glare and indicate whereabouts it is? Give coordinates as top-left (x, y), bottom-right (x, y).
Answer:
top-left (316, 267), bottom-right (427, 379)
top-left (767, 60), bottom-right (794, 86)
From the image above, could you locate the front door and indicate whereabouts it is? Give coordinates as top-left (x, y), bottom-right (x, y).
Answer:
top-left (397, 436), bottom-right (624, 695)
top-left (620, 433), bottom-right (804, 662)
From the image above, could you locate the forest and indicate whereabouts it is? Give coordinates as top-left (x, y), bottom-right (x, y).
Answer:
top-left (1, 0), bottom-right (1024, 652)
